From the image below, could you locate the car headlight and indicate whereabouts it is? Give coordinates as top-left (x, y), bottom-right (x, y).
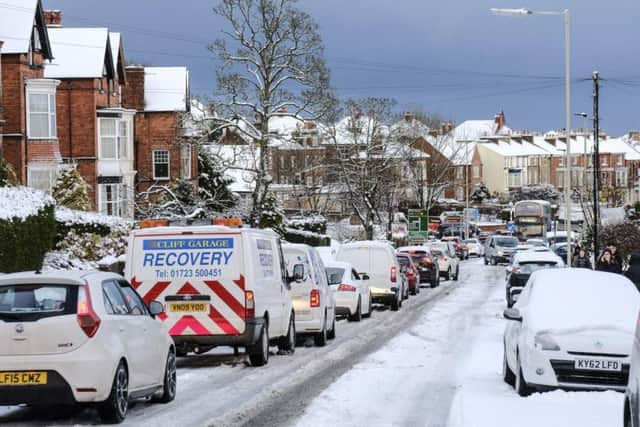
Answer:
top-left (534, 334), bottom-right (560, 351)
top-left (497, 250), bottom-right (504, 256)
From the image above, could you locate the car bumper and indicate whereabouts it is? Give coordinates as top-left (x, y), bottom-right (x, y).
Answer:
top-left (417, 268), bottom-right (437, 283)
top-left (371, 287), bottom-right (398, 305)
top-left (173, 317), bottom-right (265, 349)
top-left (0, 346), bottom-right (119, 404)
top-left (334, 292), bottom-right (359, 316)
top-left (521, 350), bottom-right (630, 392)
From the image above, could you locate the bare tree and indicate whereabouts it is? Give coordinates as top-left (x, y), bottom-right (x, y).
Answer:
top-left (209, 0), bottom-right (335, 226)
top-left (328, 98), bottom-right (401, 240)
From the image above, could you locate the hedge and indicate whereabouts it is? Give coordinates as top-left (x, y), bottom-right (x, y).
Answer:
top-left (0, 203), bottom-right (56, 273)
top-left (284, 227), bottom-right (330, 247)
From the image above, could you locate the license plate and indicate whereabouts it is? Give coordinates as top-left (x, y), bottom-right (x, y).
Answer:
top-left (168, 303), bottom-right (209, 313)
top-left (574, 358), bottom-right (622, 371)
top-left (0, 371), bottom-right (48, 385)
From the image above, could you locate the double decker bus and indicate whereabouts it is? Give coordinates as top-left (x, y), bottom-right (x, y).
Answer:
top-left (513, 200), bottom-right (552, 239)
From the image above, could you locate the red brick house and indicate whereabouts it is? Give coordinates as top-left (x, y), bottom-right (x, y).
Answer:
top-left (0, 0), bottom-right (60, 189)
top-left (122, 65), bottom-right (196, 211)
top-left (42, 11), bottom-right (136, 218)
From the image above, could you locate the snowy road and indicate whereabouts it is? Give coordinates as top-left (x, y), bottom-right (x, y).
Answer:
top-left (0, 259), bottom-right (625, 426)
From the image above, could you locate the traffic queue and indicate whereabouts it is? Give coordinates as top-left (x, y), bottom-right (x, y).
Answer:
top-left (0, 219), bottom-right (467, 424)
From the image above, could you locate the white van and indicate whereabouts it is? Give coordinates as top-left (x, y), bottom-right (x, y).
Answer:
top-left (335, 241), bottom-right (403, 311)
top-left (124, 225), bottom-right (296, 366)
top-left (282, 244), bottom-right (336, 346)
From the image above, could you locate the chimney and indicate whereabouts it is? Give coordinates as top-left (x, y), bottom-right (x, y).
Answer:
top-left (441, 122), bottom-right (453, 134)
top-left (43, 10), bottom-right (62, 27)
top-left (122, 66), bottom-right (145, 111)
top-left (494, 111), bottom-right (505, 131)
top-left (404, 112), bottom-right (414, 122)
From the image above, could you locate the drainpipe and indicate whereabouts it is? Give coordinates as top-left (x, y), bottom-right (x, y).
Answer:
top-left (68, 81), bottom-right (73, 161)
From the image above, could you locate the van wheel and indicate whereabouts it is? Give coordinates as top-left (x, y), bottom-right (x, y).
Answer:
top-left (348, 298), bottom-right (362, 322)
top-left (453, 267), bottom-right (459, 281)
top-left (314, 317), bottom-right (328, 346)
top-left (390, 295), bottom-right (400, 311)
top-left (154, 349), bottom-right (177, 403)
top-left (249, 324), bottom-right (269, 366)
top-left (502, 345), bottom-right (515, 387)
top-left (327, 316), bottom-right (336, 340)
top-left (362, 294), bottom-right (372, 318)
top-left (444, 268), bottom-right (451, 280)
top-left (277, 314), bottom-right (296, 354)
top-left (515, 354), bottom-right (532, 397)
top-left (484, 257), bottom-right (489, 265)
top-left (490, 257), bottom-right (497, 266)
top-left (99, 361), bottom-right (128, 424)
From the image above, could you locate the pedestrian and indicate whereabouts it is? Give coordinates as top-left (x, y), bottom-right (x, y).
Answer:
top-left (572, 247), bottom-right (592, 270)
top-left (625, 251), bottom-right (640, 291)
top-left (608, 242), bottom-right (624, 272)
top-left (597, 249), bottom-right (622, 274)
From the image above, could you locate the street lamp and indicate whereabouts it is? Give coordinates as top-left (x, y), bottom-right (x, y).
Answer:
top-left (490, 7), bottom-right (572, 267)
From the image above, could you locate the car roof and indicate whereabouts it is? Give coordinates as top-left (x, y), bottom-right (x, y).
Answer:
top-left (397, 246), bottom-right (431, 253)
top-left (339, 241), bottom-right (394, 249)
top-left (0, 269), bottom-right (119, 286)
top-left (513, 250), bottom-right (564, 265)
top-left (324, 260), bottom-right (353, 270)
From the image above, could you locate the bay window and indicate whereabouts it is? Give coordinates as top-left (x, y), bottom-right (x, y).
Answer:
top-left (27, 92), bottom-right (56, 139)
top-left (99, 118), bottom-right (129, 160)
top-left (99, 183), bottom-right (128, 217)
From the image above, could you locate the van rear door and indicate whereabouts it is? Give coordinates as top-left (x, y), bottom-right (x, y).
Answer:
top-left (127, 230), bottom-right (246, 337)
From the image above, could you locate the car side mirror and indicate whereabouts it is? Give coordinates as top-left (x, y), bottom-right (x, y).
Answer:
top-left (503, 308), bottom-right (522, 322)
top-left (293, 264), bottom-right (304, 283)
top-left (149, 300), bottom-right (164, 317)
top-left (361, 273), bottom-right (370, 280)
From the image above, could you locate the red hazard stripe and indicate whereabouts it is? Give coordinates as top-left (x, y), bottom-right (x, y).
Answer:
top-left (169, 315), bottom-right (211, 335)
top-left (131, 276), bottom-right (143, 290)
top-left (208, 306), bottom-right (240, 334)
top-left (234, 275), bottom-right (245, 290)
top-left (176, 282), bottom-right (200, 295)
top-left (141, 281), bottom-right (171, 304)
top-left (204, 280), bottom-right (245, 320)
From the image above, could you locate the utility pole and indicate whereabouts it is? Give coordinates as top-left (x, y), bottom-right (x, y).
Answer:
top-left (592, 71), bottom-right (600, 258)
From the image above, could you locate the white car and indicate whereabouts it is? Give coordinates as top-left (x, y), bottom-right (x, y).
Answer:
top-left (283, 244), bottom-right (336, 346)
top-left (525, 238), bottom-right (548, 248)
top-left (0, 270), bottom-right (176, 423)
top-left (428, 242), bottom-right (459, 281)
top-left (336, 241), bottom-right (404, 311)
top-left (503, 269), bottom-right (640, 396)
top-left (464, 239), bottom-right (484, 257)
top-left (325, 261), bottom-right (372, 321)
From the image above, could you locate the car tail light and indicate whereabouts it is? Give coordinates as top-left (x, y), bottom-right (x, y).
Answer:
top-left (390, 266), bottom-right (397, 283)
top-left (245, 290), bottom-right (255, 319)
top-left (407, 270), bottom-right (415, 278)
top-left (77, 284), bottom-right (101, 338)
top-left (338, 284), bottom-right (356, 292)
top-left (422, 257), bottom-right (433, 264)
top-left (310, 289), bottom-right (320, 307)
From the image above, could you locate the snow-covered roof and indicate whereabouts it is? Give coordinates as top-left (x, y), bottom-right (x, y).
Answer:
top-left (0, 0), bottom-right (41, 54)
top-left (268, 114), bottom-right (304, 137)
top-left (44, 28), bottom-right (112, 79)
top-left (109, 32), bottom-right (121, 70)
top-left (333, 115), bottom-right (385, 146)
top-left (144, 67), bottom-right (189, 112)
top-left (478, 139), bottom-right (549, 157)
top-left (536, 134), bottom-right (640, 160)
top-left (525, 269), bottom-right (640, 334)
top-left (390, 117), bottom-right (430, 139)
top-left (207, 144), bottom-right (257, 193)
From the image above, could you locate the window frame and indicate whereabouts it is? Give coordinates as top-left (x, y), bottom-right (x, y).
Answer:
top-left (26, 91), bottom-right (57, 140)
top-left (153, 150), bottom-right (170, 180)
top-left (117, 280), bottom-right (148, 316)
top-left (101, 280), bottom-right (131, 315)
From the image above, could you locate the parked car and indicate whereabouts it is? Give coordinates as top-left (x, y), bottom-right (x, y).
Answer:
top-left (625, 302), bottom-right (640, 427)
top-left (283, 243), bottom-right (336, 346)
top-left (336, 241), bottom-right (404, 311)
top-left (125, 224), bottom-right (296, 365)
top-left (546, 230), bottom-right (577, 247)
top-left (525, 238), bottom-right (548, 248)
top-left (552, 242), bottom-right (576, 264)
top-left (505, 250), bottom-right (564, 307)
top-left (427, 242), bottom-right (459, 281)
top-left (464, 238), bottom-right (484, 257)
top-left (396, 253), bottom-right (420, 296)
top-left (0, 270), bottom-right (176, 424)
top-left (503, 269), bottom-right (640, 396)
top-left (325, 261), bottom-right (372, 322)
top-left (442, 236), bottom-right (469, 260)
top-left (484, 235), bottom-right (519, 265)
top-left (396, 246), bottom-right (440, 288)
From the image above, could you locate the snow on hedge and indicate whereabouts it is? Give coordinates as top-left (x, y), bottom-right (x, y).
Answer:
top-left (0, 186), bottom-right (54, 221)
top-left (55, 206), bottom-right (132, 230)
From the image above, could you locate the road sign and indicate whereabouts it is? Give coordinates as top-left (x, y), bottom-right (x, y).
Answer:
top-left (507, 222), bottom-right (516, 233)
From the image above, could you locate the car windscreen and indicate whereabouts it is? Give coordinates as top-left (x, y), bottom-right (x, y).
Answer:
top-left (396, 256), bottom-right (411, 267)
top-left (496, 238), bottom-right (518, 248)
top-left (464, 240), bottom-right (477, 244)
top-left (431, 249), bottom-right (444, 256)
top-left (408, 253), bottom-right (428, 263)
top-left (517, 262), bottom-right (558, 274)
top-left (0, 284), bottom-right (77, 321)
top-left (326, 268), bottom-right (346, 285)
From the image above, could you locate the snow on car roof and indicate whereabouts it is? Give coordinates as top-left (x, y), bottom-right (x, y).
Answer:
top-left (324, 260), bottom-right (352, 270)
top-left (512, 250), bottom-right (563, 265)
top-left (397, 246), bottom-right (431, 253)
top-left (524, 269), bottom-right (640, 333)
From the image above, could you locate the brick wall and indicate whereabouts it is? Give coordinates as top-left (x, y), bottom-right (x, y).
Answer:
top-left (1, 52), bottom-right (52, 183)
top-left (122, 66), bottom-right (144, 111)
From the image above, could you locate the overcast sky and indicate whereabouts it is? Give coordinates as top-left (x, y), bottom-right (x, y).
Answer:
top-left (43, 0), bottom-right (640, 135)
